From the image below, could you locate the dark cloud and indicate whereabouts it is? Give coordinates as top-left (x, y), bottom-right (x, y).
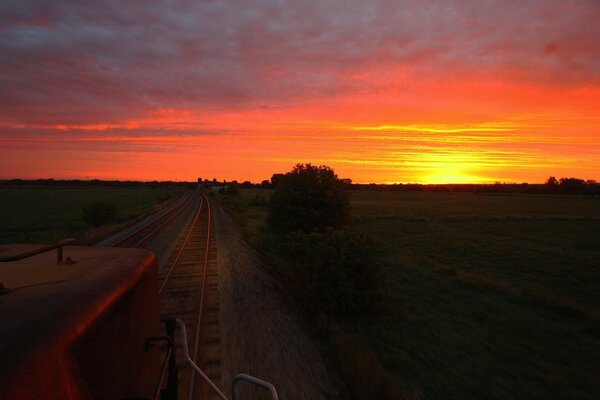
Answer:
top-left (1, 0), bottom-right (599, 125)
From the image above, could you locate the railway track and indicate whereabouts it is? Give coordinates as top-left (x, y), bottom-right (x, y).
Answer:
top-left (110, 190), bottom-right (220, 399)
top-left (158, 193), bottom-right (220, 400)
top-left (106, 191), bottom-right (277, 400)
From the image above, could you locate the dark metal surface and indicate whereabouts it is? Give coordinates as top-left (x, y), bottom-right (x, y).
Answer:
top-left (0, 245), bottom-right (159, 399)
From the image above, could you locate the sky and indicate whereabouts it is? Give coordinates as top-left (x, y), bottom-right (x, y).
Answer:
top-left (1, 0), bottom-right (599, 184)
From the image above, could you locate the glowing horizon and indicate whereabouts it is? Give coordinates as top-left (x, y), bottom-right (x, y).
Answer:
top-left (1, 1), bottom-right (599, 184)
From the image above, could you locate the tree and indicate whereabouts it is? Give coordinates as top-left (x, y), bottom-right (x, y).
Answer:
top-left (267, 164), bottom-right (349, 235)
top-left (559, 177), bottom-right (585, 192)
top-left (270, 173), bottom-right (285, 188)
top-left (546, 176), bottom-right (558, 186)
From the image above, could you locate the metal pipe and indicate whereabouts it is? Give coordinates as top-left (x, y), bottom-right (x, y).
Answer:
top-left (0, 238), bottom-right (75, 263)
top-left (174, 318), bottom-right (280, 400)
top-left (175, 318), bottom-right (229, 400)
top-left (232, 374), bottom-right (280, 400)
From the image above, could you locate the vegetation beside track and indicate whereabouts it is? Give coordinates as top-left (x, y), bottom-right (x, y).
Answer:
top-left (0, 185), bottom-right (179, 244)
top-left (219, 187), bottom-right (600, 399)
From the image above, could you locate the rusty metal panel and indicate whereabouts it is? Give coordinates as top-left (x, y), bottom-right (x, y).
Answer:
top-left (0, 245), bottom-right (160, 399)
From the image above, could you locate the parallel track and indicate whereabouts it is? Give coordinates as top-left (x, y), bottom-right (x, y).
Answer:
top-left (110, 192), bottom-right (193, 249)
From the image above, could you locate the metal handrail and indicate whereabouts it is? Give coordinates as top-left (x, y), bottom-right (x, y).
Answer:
top-left (232, 374), bottom-right (280, 400)
top-left (174, 318), bottom-right (280, 400)
top-left (176, 318), bottom-right (229, 400)
top-left (0, 238), bottom-right (76, 264)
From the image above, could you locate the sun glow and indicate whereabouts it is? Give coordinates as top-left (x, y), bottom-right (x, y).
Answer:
top-left (421, 170), bottom-right (488, 184)
top-left (351, 123), bottom-right (520, 133)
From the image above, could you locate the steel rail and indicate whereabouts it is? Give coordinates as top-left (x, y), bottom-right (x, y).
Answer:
top-left (130, 195), bottom-right (192, 248)
top-left (110, 192), bottom-right (192, 248)
top-left (158, 195), bottom-right (204, 296)
top-left (188, 193), bottom-right (212, 399)
top-left (154, 346), bottom-right (173, 400)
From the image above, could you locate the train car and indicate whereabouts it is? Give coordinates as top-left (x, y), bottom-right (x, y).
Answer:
top-left (0, 242), bottom-right (161, 399)
top-left (0, 240), bottom-right (279, 400)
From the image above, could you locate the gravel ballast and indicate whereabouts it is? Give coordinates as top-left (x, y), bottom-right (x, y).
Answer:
top-left (211, 198), bottom-right (344, 399)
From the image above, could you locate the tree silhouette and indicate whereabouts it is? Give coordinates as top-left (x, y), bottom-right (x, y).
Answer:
top-left (267, 164), bottom-right (349, 235)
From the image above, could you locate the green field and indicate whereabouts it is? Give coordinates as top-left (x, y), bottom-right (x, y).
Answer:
top-left (0, 186), bottom-right (179, 244)
top-left (225, 189), bottom-right (600, 399)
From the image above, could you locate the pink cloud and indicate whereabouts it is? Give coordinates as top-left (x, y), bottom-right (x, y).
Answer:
top-left (1, 0), bottom-right (599, 182)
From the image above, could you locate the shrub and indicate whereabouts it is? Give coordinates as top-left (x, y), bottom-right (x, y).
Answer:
top-left (276, 228), bottom-right (385, 316)
top-left (83, 201), bottom-right (117, 227)
top-left (267, 164), bottom-right (349, 235)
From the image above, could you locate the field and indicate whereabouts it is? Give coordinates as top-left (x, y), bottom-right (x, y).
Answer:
top-left (225, 189), bottom-right (600, 399)
top-left (0, 186), bottom-right (179, 244)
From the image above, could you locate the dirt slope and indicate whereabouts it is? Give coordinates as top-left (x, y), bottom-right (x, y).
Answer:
top-left (211, 199), bottom-right (344, 399)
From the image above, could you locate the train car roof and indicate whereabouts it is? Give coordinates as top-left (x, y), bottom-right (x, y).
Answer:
top-left (0, 245), bottom-right (156, 394)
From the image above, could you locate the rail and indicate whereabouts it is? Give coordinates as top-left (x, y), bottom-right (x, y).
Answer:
top-left (158, 195), bottom-right (203, 295)
top-left (188, 193), bottom-right (211, 399)
top-left (110, 192), bottom-right (192, 248)
top-left (145, 335), bottom-right (175, 400)
top-left (0, 238), bottom-right (76, 264)
top-left (151, 317), bottom-right (179, 400)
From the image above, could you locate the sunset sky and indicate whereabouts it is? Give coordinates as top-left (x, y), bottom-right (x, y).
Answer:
top-left (1, 1), bottom-right (599, 183)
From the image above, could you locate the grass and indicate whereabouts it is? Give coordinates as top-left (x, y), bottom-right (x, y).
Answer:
top-left (218, 188), bottom-right (269, 250)
top-left (221, 189), bottom-right (600, 399)
top-left (0, 185), bottom-right (179, 244)
top-left (351, 191), bottom-right (600, 310)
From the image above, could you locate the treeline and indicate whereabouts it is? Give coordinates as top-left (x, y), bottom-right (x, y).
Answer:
top-left (0, 178), bottom-right (192, 188)
top-left (216, 176), bottom-right (600, 196)
top-left (351, 177), bottom-right (600, 196)
top-left (4, 176), bottom-right (599, 196)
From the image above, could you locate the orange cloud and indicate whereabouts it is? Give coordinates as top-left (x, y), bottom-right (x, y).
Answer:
top-left (1, 1), bottom-right (599, 183)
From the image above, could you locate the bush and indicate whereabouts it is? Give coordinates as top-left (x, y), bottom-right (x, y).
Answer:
top-left (267, 164), bottom-right (349, 235)
top-left (276, 228), bottom-right (385, 316)
top-left (83, 201), bottom-right (117, 227)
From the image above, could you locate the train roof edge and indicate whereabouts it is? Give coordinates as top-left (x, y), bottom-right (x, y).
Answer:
top-left (0, 244), bottom-right (159, 399)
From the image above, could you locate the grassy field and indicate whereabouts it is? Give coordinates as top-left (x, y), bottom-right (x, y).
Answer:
top-left (223, 189), bottom-right (600, 399)
top-left (0, 186), bottom-right (179, 244)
